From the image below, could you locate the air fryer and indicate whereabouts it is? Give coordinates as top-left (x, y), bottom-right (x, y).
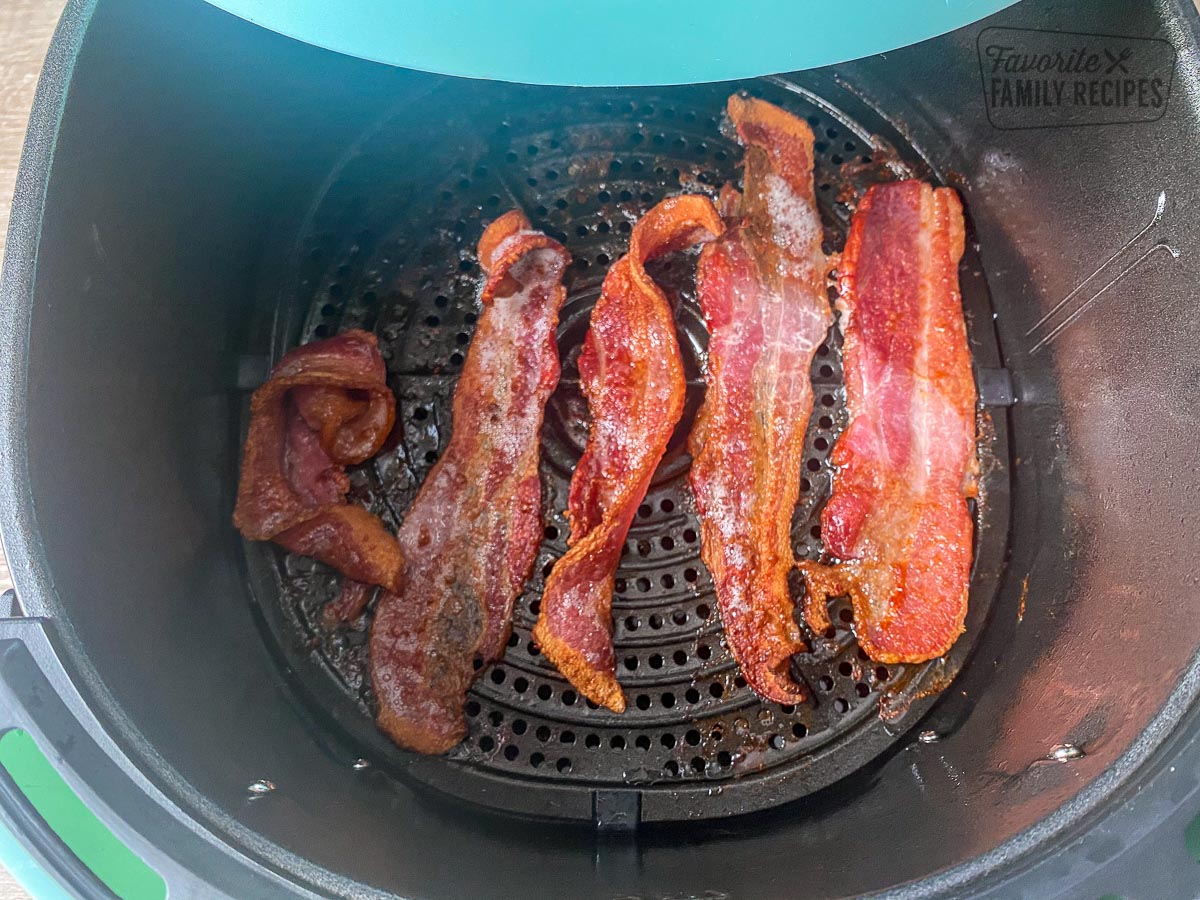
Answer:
top-left (1, 0), bottom-right (1200, 896)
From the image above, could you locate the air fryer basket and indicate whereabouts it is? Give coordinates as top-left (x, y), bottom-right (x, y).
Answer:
top-left (2, 0), bottom-right (1200, 896)
top-left (247, 74), bottom-right (1014, 823)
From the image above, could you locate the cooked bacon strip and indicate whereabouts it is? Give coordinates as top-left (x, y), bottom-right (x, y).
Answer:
top-left (233, 330), bottom-right (402, 596)
top-left (370, 211), bottom-right (569, 754)
top-left (688, 95), bottom-right (833, 704)
top-left (797, 180), bottom-right (976, 663)
top-left (322, 578), bottom-right (374, 627)
top-left (534, 196), bottom-right (723, 712)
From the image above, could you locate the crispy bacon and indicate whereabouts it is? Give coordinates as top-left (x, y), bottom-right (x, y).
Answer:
top-left (797, 180), bottom-right (976, 663)
top-left (233, 330), bottom-right (402, 598)
top-left (370, 211), bottom-right (569, 754)
top-left (688, 95), bottom-right (833, 704)
top-left (534, 195), bottom-right (723, 712)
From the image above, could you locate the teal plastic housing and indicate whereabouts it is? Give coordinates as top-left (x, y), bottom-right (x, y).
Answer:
top-left (200, 0), bottom-right (1020, 85)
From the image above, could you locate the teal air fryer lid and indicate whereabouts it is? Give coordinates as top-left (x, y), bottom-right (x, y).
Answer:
top-left (199, 0), bottom-right (1021, 86)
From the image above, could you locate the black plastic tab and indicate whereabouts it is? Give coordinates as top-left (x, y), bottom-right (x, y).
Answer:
top-left (592, 789), bottom-right (641, 832)
top-left (978, 367), bottom-right (1016, 407)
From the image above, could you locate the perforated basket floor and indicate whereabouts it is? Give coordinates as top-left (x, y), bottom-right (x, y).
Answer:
top-left (245, 73), bottom-right (1012, 825)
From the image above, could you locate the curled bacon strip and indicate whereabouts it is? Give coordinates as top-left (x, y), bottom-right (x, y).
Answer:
top-left (797, 180), bottom-right (976, 663)
top-left (534, 195), bottom-right (723, 712)
top-left (370, 211), bottom-right (569, 753)
top-left (233, 330), bottom-right (402, 597)
top-left (688, 95), bottom-right (833, 704)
